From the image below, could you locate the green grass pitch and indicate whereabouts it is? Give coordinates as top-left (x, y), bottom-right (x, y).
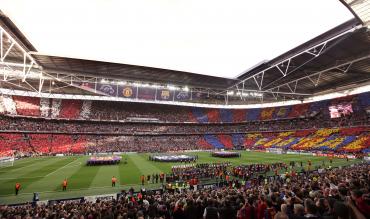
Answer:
top-left (0, 151), bottom-right (360, 204)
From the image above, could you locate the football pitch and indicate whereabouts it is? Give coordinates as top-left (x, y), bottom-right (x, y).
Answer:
top-left (0, 151), bottom-right (361, 204)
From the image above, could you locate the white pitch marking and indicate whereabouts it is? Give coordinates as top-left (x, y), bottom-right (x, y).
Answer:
top-left (0, 157), bottom-right (46, 169)
top-left (44, 158), bottom-right (82, 177)
top-left (0, 176), bottom-right (45, 180)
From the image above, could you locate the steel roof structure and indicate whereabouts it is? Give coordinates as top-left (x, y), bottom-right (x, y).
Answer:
top-left (0, 0), bottom-right (369, 106)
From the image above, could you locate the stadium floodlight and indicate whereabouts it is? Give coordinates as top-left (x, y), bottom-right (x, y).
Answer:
top-left (100, 79), bottom-right (107, 83)
top-left (183, 86), bottom-right (189, 92)
top-left (118, 81), bottom-right (126, 85)
top-left (227, 91), bottom-right (234, 95)
top-left (250, 92), bottom-right (263, 97)
top-left (167, 85), bottom-right (177, 90)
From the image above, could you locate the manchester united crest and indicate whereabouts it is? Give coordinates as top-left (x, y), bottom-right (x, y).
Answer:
top-left (122, 87), bottom-right (133, 97)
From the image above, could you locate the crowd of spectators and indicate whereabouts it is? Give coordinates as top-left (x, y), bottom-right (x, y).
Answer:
top-left (1, 127), bottom-right (369, 156)
top-left (85, 136), bottom-right (206, 153)
top-left (169, 163), bottom-right (231, 182)
top-left (1, 93), bottom-right (369, 128)
top-left (232, 163), bottom-right (289, 180)
top-left (0, 94), bottom-right (369, 156)
top-left (1, 163), bottom-right (368, 219)
top-left (90, 101), bottom-right (192, 122)
top-left (0, 113), bottom-right (368, 135)
top-left (2, 93), bottom-right (369, 123)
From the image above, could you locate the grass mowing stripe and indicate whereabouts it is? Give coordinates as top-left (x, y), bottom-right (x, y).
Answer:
top-left (140, 154), bottom-right (174, 173)
top-left (44, 157), bottom-right (81, 177)
top-left (0, 157), bottom-right (73, 196)
top-left (0, 158), bottom-right (50, 174)
top-left (119, 154), bottom-right (144, 185)
top-left (0, 157), bottom-right (69, 180)
top-left (0, 176), bottom-right (44, 180)
top-left (0, 157), bottom-right (48, 171)
top-left (24, 157), bottom-right (82, 194)
top-left (25, 157), bottom-right (75, 178)
top-left (90, 163), bottom-right (119, 188)
top-left (129, 154), bottom-right (162, 174)
top-left (62, 157), bottom-right (100, 191)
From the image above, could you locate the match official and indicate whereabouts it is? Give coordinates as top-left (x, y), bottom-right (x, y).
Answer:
top-left (15, 182), bottom-right (21, 195)
top-left (62, 178), bottom-right (68, 191)
top-left (112, 176), bottom-right (117, 187)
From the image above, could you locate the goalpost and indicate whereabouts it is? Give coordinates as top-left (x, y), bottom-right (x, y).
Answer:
top-left (0, 151), bottom-right (15, 167)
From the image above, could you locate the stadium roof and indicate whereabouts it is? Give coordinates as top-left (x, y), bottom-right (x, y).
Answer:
top-left (30, 54), bottom-right (238, 89)
top-left (0, 0), bottom-right (355, 78)
top-left (28, 18), bottom-right (370, 93)
top-left (0, 1), bottom-right (369, 105)
top-left (235, 19), bottom-right (370, 95)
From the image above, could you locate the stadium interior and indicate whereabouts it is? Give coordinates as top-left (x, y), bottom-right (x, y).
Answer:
top-left (0, 0), bottom-right (369, 218)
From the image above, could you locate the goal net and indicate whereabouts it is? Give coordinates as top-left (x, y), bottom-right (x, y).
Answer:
top-left (0, 151), bottom-right (15, 167)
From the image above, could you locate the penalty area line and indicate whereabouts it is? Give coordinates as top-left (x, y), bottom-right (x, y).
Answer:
top-left (0, 158), bottom-right (44, 169)
top-left (0, 176), bottom-right (45, 180)
top-left (44, 158), bottom-right (82, 177)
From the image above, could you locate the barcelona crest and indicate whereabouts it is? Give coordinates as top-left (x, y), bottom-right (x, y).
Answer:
top-left (161, 90), bottom-right (170, 100)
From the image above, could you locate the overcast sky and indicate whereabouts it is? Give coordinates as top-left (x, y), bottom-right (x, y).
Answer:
top-left (1, 0), bottom-right (353, 78)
